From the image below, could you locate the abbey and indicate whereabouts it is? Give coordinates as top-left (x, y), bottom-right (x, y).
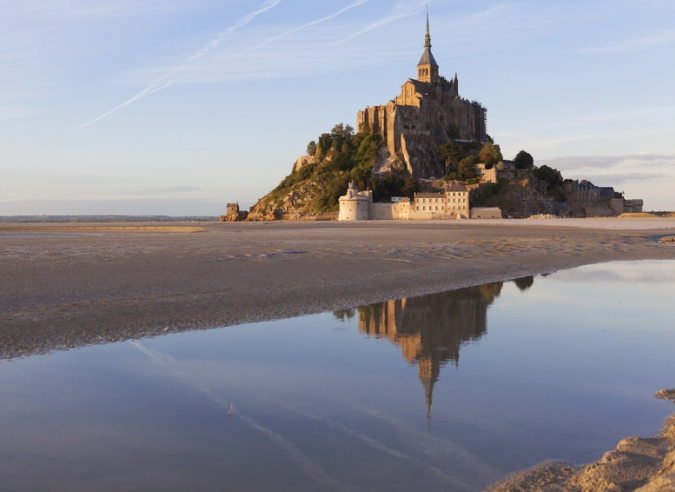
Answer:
top-left (357, 13), bottom-right (487, 178)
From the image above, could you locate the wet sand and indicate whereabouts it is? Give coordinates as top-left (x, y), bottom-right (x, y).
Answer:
top-left (2, 218), bottom-right (675, 490)
top-left (2, 218), bottom-right (675, 359)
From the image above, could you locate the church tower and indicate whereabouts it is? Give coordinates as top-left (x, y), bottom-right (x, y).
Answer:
top-left (417, 9), bottom-right (439, 84)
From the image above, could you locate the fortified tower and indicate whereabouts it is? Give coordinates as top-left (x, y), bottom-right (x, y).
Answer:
top-left (357, 10), bottom-right (487, 178)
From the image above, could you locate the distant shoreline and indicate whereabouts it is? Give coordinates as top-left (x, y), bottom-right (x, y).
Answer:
top-left (0, 215), bottom-right (220, 223)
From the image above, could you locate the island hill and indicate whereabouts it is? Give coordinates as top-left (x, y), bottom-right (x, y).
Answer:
top-left (238, 14), bottom-right (642, 222)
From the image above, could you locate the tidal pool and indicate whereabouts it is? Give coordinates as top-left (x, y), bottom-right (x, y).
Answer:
top-left (1, 260), bottom-right (674, 491)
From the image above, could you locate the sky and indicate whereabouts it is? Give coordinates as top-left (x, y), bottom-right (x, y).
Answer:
top-left (1, 0), bottom-right (674, 215)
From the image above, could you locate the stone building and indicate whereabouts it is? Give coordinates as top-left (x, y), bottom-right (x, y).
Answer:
top-left (563, 180), bottom-right (643, 217)
top-left (221, 202), bottom-right (248, 222)
top-left (338, 181), bottom-right (473, 221)
top-left (413, 182), bottom-right (469, 218)
top-left (357, 13), bottom-right (487, 179)
top-left (226, 203), bottom-right (239, 216)
top-left (338, 181), bottom-right (373, 221)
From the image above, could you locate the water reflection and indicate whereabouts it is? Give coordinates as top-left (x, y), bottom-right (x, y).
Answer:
top-left (3, 262), bottom-right (675, 491)
top-left (513, 276), bottom-right (534, 291)
top-left (336, 282), bottom-right (505, 421)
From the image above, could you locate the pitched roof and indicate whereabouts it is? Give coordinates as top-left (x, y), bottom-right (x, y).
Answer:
top-left (418, 48), bottom-right (439, 68)
top-left (403, 78), bottom-right (430, 92)
top-left (415, 192), bottom-right (445, 199)
top-left (445, 182), bottom-right (468, 192)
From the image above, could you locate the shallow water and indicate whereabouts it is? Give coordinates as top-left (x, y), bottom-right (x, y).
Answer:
top-left (1, 260), bottom-right (674, 491)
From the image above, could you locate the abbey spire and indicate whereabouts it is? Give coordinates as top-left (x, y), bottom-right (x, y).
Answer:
top-left (417, 8), bottom-right (439, 84)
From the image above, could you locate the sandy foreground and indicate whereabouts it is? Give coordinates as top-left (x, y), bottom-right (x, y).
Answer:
top-left (2, 217), bottom-right (675, 490)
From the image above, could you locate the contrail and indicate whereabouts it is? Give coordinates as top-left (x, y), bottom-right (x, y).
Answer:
top-left (186, 0), bottom-right (371, 78)
top-left (77, 0), bottom-right (282, 129)
top-left (334, 0), bottom-right (431, 45)
top-left (130, 341), bottom-right (347, 489)
top-left (247, 0), bottom-right (370, 52)
top-left (78, 0), bottom-right (371, 129)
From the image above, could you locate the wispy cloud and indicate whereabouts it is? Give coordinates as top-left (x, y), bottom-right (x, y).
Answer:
top-left (579, 31), bottom-right (675, 54)
top-left (116, 186), bottom-right (204, 196)
top-left (335, 0), bottom-right (430, 45)
top-left (540, 154), bottom-right (675, 170)
top-left (575, 172), bottom-right (669, 185)
top-left (247, 0), bottom-right (370, 51)
top-left (77, 0), bottom-right (372, 129)
top-left (3, 0), bottom-right (216, 21)
top-left (537, 154), bottom-right (675, 186)
top-left (78, 0), bottom-right (282, 129)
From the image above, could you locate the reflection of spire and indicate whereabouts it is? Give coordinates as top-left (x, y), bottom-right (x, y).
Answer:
top-left (418, 357), bottom-right (438, 424)
top-left (356, 282), bottom-right (503, 422)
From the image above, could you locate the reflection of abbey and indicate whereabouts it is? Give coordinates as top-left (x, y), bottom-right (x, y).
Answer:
top-left (357, 14), bottom-right (486, 179)
top-left (349, 282), bottom-right (504, 421)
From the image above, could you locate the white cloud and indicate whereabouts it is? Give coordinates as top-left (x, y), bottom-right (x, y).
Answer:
top-left (334, 0), bottom-right (430, 44)
top-left (540, 154), bottom-right (675, 171)
top-left (1, 0), bottom-right (221, 21)
top-left (578, 31), bottom-right (675, 54)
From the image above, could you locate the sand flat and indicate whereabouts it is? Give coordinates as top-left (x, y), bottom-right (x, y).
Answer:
top-left (1, 218), bottom-right (675, 359)
top-left (2, 218), bottom-right (675, 490)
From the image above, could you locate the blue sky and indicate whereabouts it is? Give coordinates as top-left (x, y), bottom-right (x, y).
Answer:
top-left (1, 0), bottom-right (674, 215)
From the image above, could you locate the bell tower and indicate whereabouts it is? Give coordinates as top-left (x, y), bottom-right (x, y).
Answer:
top-left (417, 8), bottom-right (439, 84)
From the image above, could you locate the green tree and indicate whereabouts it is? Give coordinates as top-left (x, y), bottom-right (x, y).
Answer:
top-left (437, 142), bottom-right (463, 172)
top-left (513, 150), bottom-right (534, 170)
top-left (458, 156), bottom-right (478, 180)
top-left (478, 142), bottom-right (503, 168)
top-left (306, 140), bottom-right (317, 156)
top-left (400, 178), bottom-right (420, 199)
top-left (446, 123), bottom-right (460, 140)
top-left (331, 123), bottom-right (354, 138)
top-left (533, 165), bottom-right (562, 187)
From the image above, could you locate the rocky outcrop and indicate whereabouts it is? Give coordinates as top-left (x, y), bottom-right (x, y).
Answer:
top-left (480, 176), bottom-right (560, 218)
top-left (487, 389), bottom-right (675, 492)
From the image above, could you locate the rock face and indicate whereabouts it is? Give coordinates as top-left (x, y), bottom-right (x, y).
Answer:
top-left (485, 177), bottom-right (560, 218)
top-left (487, 390), bottom-right (675, 492)
top-left (357, 13), bottom-right (486, 179)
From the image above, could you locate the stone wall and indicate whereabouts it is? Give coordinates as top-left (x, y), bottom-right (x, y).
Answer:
top-left (470, 207), bottom-right (502, 219)
top-left (357, 78), bottom-right (486, 179)
top-left (371, 202), bottom-right (411, 220)
top-left (624, 199), bottom-right (644, 213)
